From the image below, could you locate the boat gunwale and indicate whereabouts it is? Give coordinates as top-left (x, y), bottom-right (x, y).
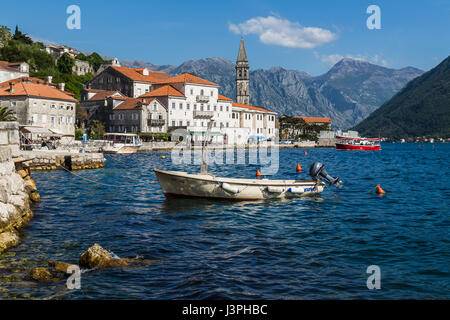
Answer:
top-left (154, 168), bottom-right (324, 187)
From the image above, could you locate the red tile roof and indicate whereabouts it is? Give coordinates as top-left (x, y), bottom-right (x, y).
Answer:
top-left (295, 116), bottom-right (331, 124)
top-left (156, 73), bottom-right (218, 86)
top-left (232, 102), bottom-right (272, 113)
top-left (110, 66), bottom-right (170, 83)
top-left (140, 85), bottom-right (185, 98)
top-left (88, 90), bottom-right (123, 101)
top-left (0, 78), bottom-right (77, 102)
top-left (113, 97), bottom-right (160, 110)
top-left (0, 61), bottom-right (26, 72)
top-left (218, 94), bottom-right (233, 101)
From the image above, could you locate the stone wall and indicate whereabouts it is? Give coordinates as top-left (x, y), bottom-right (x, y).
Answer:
top-left (20, 151), bottom-right (105, 171)
top-left (0, 122), bottom-right (40, 253)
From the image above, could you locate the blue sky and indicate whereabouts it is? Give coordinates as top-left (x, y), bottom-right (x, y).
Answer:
top-left (1, 0), bottom-right (449, 75)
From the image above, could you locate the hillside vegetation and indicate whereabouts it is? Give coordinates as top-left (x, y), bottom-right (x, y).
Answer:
top-left (353, 56), bottom-right (450, 139)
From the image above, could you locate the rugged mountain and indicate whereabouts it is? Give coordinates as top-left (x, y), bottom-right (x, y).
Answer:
top-left (122, 57), bottom-right (423, 129)
top-left (353, 56), bottom-right (450, 139)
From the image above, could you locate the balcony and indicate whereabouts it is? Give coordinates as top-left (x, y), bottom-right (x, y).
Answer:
top-left (147, 119), bottom-right (165, 126)
top-left (196, 95), bottom-right (210, 103)
top-left (193, 110), bottom-right (214, 119)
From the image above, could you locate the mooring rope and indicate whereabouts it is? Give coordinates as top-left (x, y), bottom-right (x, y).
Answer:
top-left (56, 164), bottom-right (118, 187)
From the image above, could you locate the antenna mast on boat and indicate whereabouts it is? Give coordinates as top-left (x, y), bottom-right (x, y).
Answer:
top-left (200, 120), bottom-right (215, 174)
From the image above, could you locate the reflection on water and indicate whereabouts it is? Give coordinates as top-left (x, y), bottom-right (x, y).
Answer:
top-left (0, 144), bottom-right (449, 299)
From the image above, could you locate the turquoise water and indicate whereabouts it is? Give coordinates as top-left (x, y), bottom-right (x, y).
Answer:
top-left (0, 143), bottom-right (449, 299)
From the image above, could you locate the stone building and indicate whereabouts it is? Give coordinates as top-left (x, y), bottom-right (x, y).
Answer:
top-left (81, 88), bottom-right (125, 124)
top-left (108, 97), bottom-right (168, 133)
top-left (73, 59), bottom-right (93, 76)
top-left (86, 64), bottom-right (171, 98)
top-left (0, 61), bottom-right (29, 83)
top-left (0, 77), bottom-right (76, 136)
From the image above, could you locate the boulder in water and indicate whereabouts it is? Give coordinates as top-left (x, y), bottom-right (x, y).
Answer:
top-left (79, 243), bottom-right (128, 269)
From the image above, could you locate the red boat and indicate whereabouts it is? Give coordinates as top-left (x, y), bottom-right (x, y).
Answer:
top-left (335, 136), bottom-right (381, 151)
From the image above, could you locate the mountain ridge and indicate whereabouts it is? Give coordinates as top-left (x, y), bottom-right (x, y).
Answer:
top-left (353, 55), bottom-right (450, 138)
top-left (122, 57), bottom-right (424, 129)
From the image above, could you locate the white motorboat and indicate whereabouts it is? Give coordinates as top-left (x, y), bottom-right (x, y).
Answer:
top-left (102, 133), bottom-right (141, 154)
top-left (154, 169), bottom-right (326, 200)
top-left (154, 121), bottom-right (342, 201)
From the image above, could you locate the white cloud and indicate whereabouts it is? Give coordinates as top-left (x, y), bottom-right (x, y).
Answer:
top-left (229, 16), bottom-right (337, 49)
top-left (317, 53), bottom-right (389, 67)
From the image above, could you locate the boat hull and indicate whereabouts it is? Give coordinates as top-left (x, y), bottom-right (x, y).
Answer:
top-left (103, 145), bottom-right (139, 154)
top-left (336, 143), bottom-right (380, 151)
top-left (154, 169), bottom-right (324, 201)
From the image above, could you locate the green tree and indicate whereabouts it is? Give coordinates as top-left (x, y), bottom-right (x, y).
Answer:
top-left (89, 120), bottom-right (105, 139)
top-left (12, 25), bottom-right (32, 45)
top-left (0, 106), bottom-right (17, 121)
top-left (0, 25), bottom-right (11, 45)
top-left (57, 52), bottom-right (75, 74)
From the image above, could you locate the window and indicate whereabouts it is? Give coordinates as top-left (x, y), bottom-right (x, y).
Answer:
top-left (51, 104), bottom-right (56, 109)
top-left (200, 104), bottom-right (204, 111)
top-left (179, 103), bottom-right (183, 110)
top-left (226, 122), bottom-right (229, 128)
top-left (10, 101), bottom-right (16, 108)
top-left (109, 114), bottom-right (114, 120)
top-left (172, 121), bottom-right (175, 126)
top-left (153, 103), bottom-right (157, 111)
top-left (50, 116), bottom-right (55, 128)
top-left (226, 106), bottom-right (229, 112)
top-left (179, 121), bottom-right (183, 126)
top-left (42, 115), bottom-right (47, 124)
top-left (194, 104), bottom-right (197, 111)
top-left (190, 89), bottom-right (193, 95)
top-left (186, 121), bottom-right (190, 126)
top-left (172, 102), bottom-right (176, 109)
top-left (200, 89), bottom-right (204, 96)
top-left (214, 105), bottom-right (217, 111)
top-left (220, 105), bottom-right (223, 112)
top-left (186, 103), bottom-right (190, 110)
top-left (210, 90), bottom-right (213, 97)
top-left (207, 105), bottom-right (210, 111)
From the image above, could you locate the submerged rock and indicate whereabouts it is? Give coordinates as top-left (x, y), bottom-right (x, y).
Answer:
top-left (0, 231), bottom-right (19, 254)
top-left (48, 261), bottom-right (73, 273)
top-left (26, 267), bottom-right (53, 282)
top-left (79, 243), bottom-right (128, 269)
top-left (29, 192), bottom-right (40, 203)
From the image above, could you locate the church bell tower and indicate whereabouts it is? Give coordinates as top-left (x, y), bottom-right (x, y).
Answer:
top-left (236, 38), bottom-right (250, 105)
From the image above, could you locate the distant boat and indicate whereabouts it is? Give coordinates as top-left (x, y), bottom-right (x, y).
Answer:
top-left (335, 136), bottom-right (381, 151)
top-left (101, 133), bottom-right (141, 154)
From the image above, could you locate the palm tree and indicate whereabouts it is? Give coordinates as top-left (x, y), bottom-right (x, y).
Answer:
top-left (0, 106), bottom-right (17, 121)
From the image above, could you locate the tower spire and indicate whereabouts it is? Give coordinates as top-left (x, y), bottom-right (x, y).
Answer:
top-left (237, 37), bottom-right (248, 62)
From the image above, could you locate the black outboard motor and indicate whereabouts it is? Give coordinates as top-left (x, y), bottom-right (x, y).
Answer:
top-left (309, 162), bottom-right (343, 188)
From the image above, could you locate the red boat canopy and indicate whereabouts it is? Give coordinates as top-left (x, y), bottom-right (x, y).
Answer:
top-left (336, 136), bottom-right (381, 141)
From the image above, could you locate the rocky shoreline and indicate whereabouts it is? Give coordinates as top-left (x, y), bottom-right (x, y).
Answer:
top-left (0, 145), bottom-right (40, 254)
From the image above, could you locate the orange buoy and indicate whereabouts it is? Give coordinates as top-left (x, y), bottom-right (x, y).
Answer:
top-left (296, 162), bottom-right (302, 172)
top-left (304, 151), bottom-right (308, 156)
top-left (256, 169), bottom-right (262, 177)
top-left (375, 184), bottom-right (386, 195)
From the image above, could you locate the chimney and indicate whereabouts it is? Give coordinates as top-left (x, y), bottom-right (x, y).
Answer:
top-left (47, 76), bottom-right (53, 84)
top-left (9, 82), bottom-right (14, 93)
top-left (59, 83), bottom-right (65, 91)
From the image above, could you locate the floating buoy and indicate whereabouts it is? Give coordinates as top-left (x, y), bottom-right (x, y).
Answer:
top-left (304, 151), bottom-right (308, 156)
top-left (376, 184), bottom-right (386, 195)
top-left (296, 162), bottom-right (302, 172)
top-left (256, 169), bottom-right (262, 177)
top-left (161, 156), bottom-right (166, 159)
